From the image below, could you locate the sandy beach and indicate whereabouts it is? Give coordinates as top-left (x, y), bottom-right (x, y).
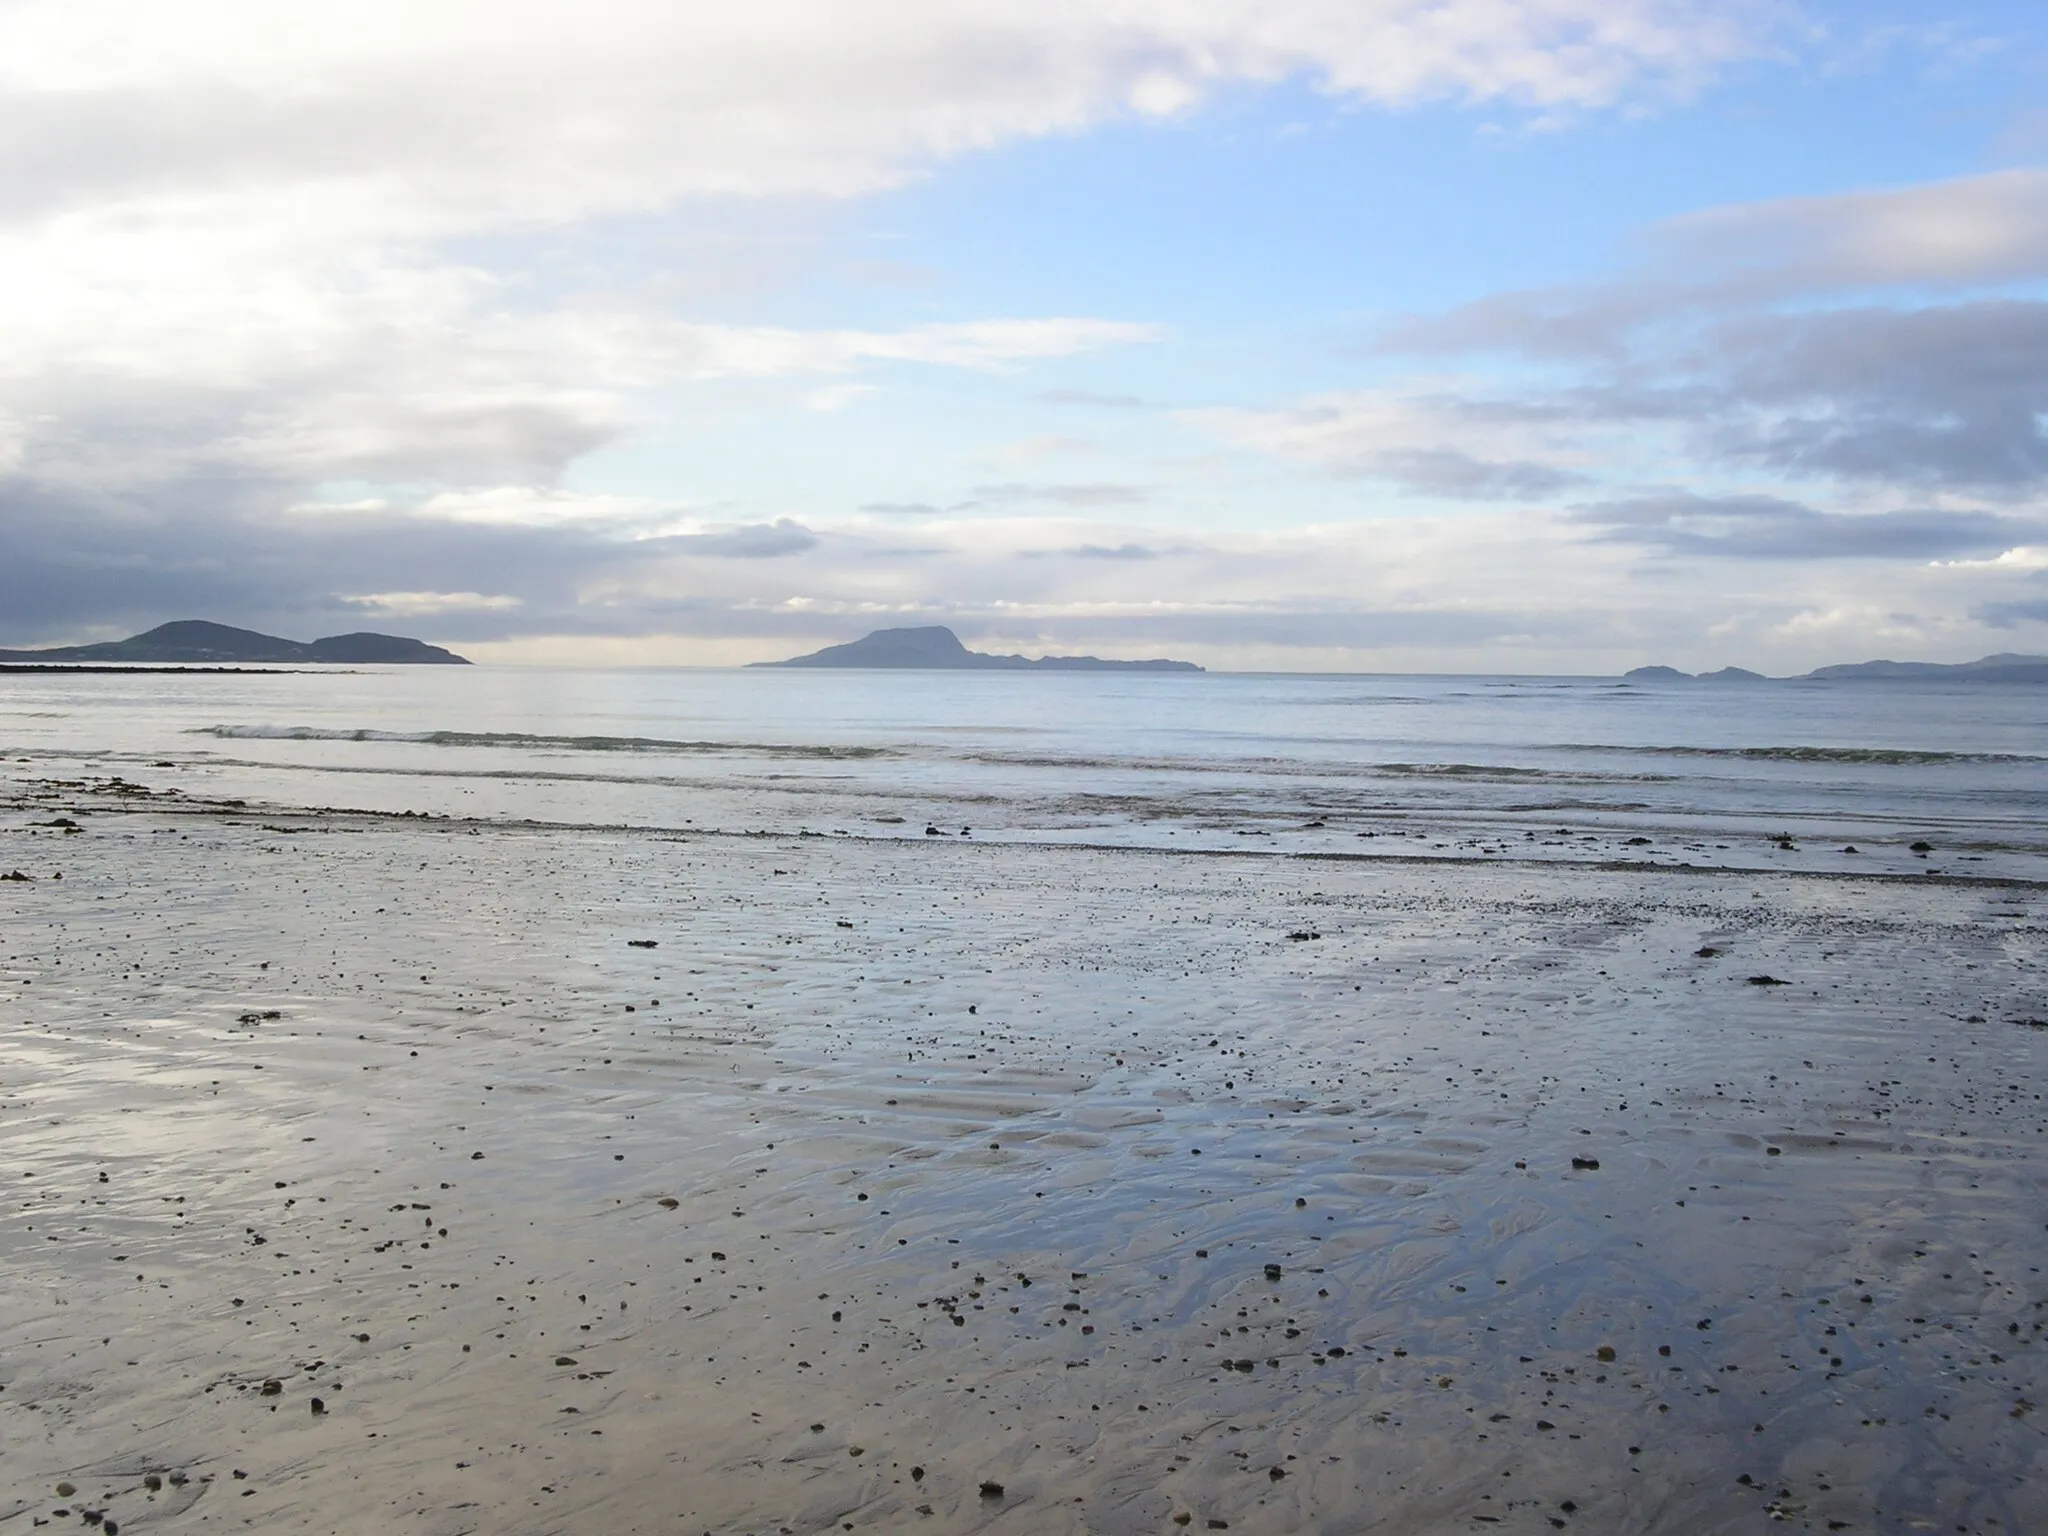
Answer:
top-left (3, 777), bottom-right (2045, 1534)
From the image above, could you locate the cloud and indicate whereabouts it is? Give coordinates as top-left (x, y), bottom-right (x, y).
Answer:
top-left (1016, 543), bottom-right (1171, 560)
top-left (1571, 491), bottom-right (2048, 560)
top-left (966, 482), bottom-right (1153, 507)
top-left (297, 488), bottom-right (666, 529)
top-left (0, 482), bottom-right (628, 644)
top-left (970, 605), bottom-right (1582, 651)
top-left (1198, 387), bottom-right (1598, 499)
top-left (1038, 389), bottom-right (1151, 409)
top-left (14, 478), bottom-right (2037, 675)
top-left (1704, 301), bottom-right (2048, 492)
top-left (0, 3), bottom-right (1772, 220)
top-left (0, 1), bottom-right (1795, 658)
top-left (1382, 169), bottom-right (2048, 361)
top-left (339, 590), bottom-right (525, 616)
top-left (1974, 599), bottom-right (2048, 628)
top-left (1363, 447), bottom-right (1589, 499)
top-left (1647, 167), bottom-right (2048, 295)
top-left (858, 502), bottom-right (946, 517)
top-left (0, 1), bottom-right (1767, 491)
top-left (1337, 169), bottom-right (2048, 504)
top-left (1932, 545), bottom-right (2048, 571)
top-left (1067, 543), bottom-right (1166, 560)
top-left (651, 519), bottom-right (820, 558)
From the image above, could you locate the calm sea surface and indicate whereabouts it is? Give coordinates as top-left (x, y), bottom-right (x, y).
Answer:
top-left (4, 666), bottom-right (2044, 880)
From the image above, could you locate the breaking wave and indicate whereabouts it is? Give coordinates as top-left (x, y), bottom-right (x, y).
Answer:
top-left (191, 725), bottom-right (890, 759)
top-left (1562, 743), bottom-right (2044, 765)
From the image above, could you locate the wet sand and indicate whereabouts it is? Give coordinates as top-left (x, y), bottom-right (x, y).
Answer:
top-left (3, 787), bottom-right (2046, 1534)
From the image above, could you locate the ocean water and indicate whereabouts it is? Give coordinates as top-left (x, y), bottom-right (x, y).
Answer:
top-left (3, 665), bottom-right (2044, 880)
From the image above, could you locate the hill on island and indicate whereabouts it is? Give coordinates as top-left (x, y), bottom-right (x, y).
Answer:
top-left (1625, 653), bottom-right (2048, 684)
top-left (0, 620), bottom-right (470, 665)
top-left (753, 625), bottom-right (1201, 672)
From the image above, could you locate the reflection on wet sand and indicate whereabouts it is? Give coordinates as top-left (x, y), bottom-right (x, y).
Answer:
top-left (2, 799), bottom-right (2043, 1534)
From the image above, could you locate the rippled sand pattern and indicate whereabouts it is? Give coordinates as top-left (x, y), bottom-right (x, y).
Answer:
top-left (2, 805), bottom-right (2045, 1534)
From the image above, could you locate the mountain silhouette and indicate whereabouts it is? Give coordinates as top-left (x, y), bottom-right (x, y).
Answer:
top-left (0, 620), bottom-right (469, 665)
top-left (752, 625), bottom-right (1201, 671)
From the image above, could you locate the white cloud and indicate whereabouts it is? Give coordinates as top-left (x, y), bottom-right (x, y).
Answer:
top-left (1932, 545), bottom-right (2048, 570)
top-left (1647, 167), bottom-right (2048, 294)
top-left (0, 0), bottom-right (1818, 666)
top-left (1193, 384), bottom-right (1615, 498)
top-left (0, 2), bottom-right (1768, 468)
top-left (342, 589), bottom-right (524, 615)
top-left (0, 2), bottom-right (1773, 220)
top-left (296, 488), bottom-right (662, 528)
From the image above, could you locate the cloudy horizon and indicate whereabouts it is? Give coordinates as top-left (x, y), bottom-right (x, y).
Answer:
top-left (3, 0), bottom-right (2047, 672)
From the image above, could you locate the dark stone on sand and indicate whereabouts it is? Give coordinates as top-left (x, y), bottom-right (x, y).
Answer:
top-left (1911, 840), bottom-right (1934, 852)
top-left (911, 1466), bottom-right (924, 1481)
top-left (627, 939), bottom-right (658, 948)
top-left (1263, 1263), bottom-right (1283, 1280)
top-left (1571, 1157), bottom-right (1600, 1170)
top-left (310, 1397), bottom-right (325, 1414)
top-left (1746, 975), bottom-right (1789, 986)
top-left (979, 1481), bottom-right (1005, 1499)
top-left (259, 1379), bottom-right (282, 1395)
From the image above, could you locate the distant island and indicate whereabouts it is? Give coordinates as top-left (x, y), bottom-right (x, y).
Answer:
top-left (752, 625), bottom-right (1202, 672)
top-left (0, 619), bottom-right (470, 665)
top-left (1625, 653), bottom-right (2048, 684)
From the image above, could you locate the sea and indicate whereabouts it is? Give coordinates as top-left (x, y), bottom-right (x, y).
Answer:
top-left (3, 665), bottom-right (2044, 882)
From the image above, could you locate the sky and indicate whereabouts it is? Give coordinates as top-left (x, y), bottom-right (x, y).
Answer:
top-left (3, 1), bottom-right (2048, 672)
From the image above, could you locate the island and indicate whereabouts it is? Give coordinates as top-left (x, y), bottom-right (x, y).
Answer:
top-left (0, 619), bottom-right (470, 665)
top-left (1624, 653), bottom-right (2048, 684)
top-left (752, 625), bottom-right (1202, 672)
